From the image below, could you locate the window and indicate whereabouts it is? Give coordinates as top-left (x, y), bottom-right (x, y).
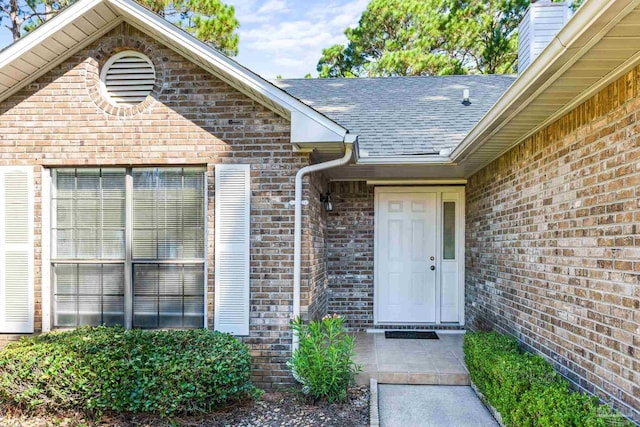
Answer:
top-left (51, 167), bottom-right (205, 329)
top-left (442, 201), bottom-right (456, 260)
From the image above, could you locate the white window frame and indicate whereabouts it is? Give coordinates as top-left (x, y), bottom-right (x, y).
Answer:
top-left (46, 167), bottom-right (208, 330)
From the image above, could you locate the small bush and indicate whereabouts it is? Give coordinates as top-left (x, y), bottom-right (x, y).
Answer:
top-left (0, 326), bottom-right (259, 416)
top-left (464, 331), bottom-right (633, 427)
top-left (288, 314), bottom-right (361, 403)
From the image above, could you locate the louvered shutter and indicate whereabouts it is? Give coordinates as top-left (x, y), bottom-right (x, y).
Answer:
top-left (0, 167), bottom-right (34, 333)
top-left (215, 164), bottom-right (250, 335)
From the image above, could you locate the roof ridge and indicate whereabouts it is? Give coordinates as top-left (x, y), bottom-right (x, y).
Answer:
top-left (275, 74), bottom-right (517, 82)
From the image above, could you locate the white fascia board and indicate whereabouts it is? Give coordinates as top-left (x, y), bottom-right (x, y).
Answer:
top-left (290, 110), bottom-right (346, 144)
top-left (107, 0), bottom-right (347, 143)
top-left (450, 0), bottom-right (640, 163)
top-left (356, 155), bottom-right (454, 165)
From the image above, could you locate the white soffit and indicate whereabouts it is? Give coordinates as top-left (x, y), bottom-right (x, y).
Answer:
top-left (0, 0), bottom-right (347, 147)
top-left (453, 0), bottom-right (640, 177)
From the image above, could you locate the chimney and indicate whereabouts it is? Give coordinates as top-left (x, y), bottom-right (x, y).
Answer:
top-left (518, 0), bottom-right (571, 73)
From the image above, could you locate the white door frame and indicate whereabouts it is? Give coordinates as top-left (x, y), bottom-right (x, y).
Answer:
top-left (374, 186), bottom-right (465, 326)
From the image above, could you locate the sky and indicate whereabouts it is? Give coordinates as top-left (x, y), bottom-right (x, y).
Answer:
top-left (0, 0), bottom-right (368, 79)
top-left (230, 0), bottom-right (368, 78)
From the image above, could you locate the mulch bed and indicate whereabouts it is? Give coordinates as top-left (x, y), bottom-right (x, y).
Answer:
top-left (0, 386), bottom-right (369, 427)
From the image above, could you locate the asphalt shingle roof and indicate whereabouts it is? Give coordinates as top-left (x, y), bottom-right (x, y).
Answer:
top-left (273, 75), bottom-right (516, 157)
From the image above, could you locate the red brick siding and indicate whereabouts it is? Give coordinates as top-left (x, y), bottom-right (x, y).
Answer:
top-left (0, 22), bottom-right (321, 389)
top-left (466, 66), bottom-right (640, 420)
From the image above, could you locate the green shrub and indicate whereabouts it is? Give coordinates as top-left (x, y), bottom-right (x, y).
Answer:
top-left (288, 314), bottom-right (361, 403)
top-left (464, 331), bottom-right (633, 427)
top-left (0, 326), bottom-right (259, 416)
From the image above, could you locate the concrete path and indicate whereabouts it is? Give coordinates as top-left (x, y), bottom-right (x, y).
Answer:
top-left (378, 385), bottom-right (499, 427)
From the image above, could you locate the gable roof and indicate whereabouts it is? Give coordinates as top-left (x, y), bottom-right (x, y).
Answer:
top-left (0, 0), bottom-right (350, 151)
top-left (274, 75), bottom-right (515, 159)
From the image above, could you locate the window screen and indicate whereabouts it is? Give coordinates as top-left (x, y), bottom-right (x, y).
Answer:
top-left (51, 167), bottom-right (205, 329)
top-left (133, 264), bottom-right (204, 328)
top-left (132, 168), bottom-right (204, 260)
top-left (132, 167), bottom-right (205, 328)
top-left (52, 168), bottom-right (125, 327)
top-left (53, 168), bottom-right (125, 259)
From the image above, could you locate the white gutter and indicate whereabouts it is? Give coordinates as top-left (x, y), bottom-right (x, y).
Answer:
top-left (292, 135), bottom-right (356, 350)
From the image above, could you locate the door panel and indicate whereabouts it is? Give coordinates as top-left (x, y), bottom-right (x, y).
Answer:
top-left (377, 193), bottom-right (437, 323)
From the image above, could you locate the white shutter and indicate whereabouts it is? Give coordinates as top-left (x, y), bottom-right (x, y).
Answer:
top-left (214, 164), bottom-right (250, 336)
top-left (0, 167), bottom-right (34, 333)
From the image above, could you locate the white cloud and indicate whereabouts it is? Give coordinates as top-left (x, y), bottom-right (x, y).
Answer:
top-left (231, 0), bottom-right (368, 78)
top-left (256, 0), bottom-right (289, 15)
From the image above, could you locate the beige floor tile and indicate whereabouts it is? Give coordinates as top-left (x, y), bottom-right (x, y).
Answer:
top-left (378, 363), bottom-right (408, 372)
top-left (407, 362), bottom-right (437, 373)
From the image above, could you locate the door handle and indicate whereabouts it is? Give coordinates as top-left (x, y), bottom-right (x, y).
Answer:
top-left (430, 266), bottom-right (436, 271)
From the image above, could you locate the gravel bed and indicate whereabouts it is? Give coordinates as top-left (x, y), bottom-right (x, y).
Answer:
top-left (0, 386), bottom-right (369, 427)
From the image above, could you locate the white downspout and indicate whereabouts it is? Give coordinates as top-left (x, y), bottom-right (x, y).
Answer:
top-left (292, 138), bottom-right (355, 350)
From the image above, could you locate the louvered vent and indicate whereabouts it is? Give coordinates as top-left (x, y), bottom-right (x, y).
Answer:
top-left (100, 51), bottom-right (155, 106)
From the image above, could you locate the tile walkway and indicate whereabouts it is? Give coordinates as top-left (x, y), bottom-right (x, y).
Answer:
top-left (353, 332), bottom-right (469, 385)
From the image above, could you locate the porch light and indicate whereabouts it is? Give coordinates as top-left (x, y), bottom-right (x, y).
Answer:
top-left (320, 192), bottom-right (334, 211)
top-left (462, 89), bottom-right (471, 106)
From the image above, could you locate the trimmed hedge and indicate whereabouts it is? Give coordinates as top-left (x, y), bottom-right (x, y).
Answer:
top-left (464, 331), bottom-right (633, 427)
top-left (0, 326), bottom-right (259, 416)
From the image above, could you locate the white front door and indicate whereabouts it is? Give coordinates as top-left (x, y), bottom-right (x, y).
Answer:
top-left (375, 187), bottom-right (464, 325)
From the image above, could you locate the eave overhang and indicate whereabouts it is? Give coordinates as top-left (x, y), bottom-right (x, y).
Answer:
top-left (451, 0), bottom-right (640, 177)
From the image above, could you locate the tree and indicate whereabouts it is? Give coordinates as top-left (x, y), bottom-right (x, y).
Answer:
top-left (137, 0), bottom-right (239, 55)
top-left (317, 0), bottom-right (529, 77)
top-left (1, 0), bottom-right (70, 42)
top-left (1, 0), bottom-right (239, 55)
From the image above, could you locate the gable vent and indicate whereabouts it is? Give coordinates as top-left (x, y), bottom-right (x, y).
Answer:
top-left (100, 51), bottom-right (156, 106)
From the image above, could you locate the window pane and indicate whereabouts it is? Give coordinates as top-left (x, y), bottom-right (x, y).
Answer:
top-left (52, 168), bottom-right (125, 259)
top-left (51, 167), bottom-right (205, 331)
top-left (133, 263), bottom-right (204, 328)
top-left (53, 263), bottom-right (125, 327)
top-left (132, 168), bottom-right (204, 260)
top-left (443, 202), bottom-right (456, 260)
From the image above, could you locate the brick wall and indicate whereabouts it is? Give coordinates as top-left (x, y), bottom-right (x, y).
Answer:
top-left (0, 22), bottom-right (318, 388)
top-left (327, 181), bottom-right (375, 330)
top-left (303, 170), bottom-right (329, 322)
top-left (466, 66), bottom-right (640, 420)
